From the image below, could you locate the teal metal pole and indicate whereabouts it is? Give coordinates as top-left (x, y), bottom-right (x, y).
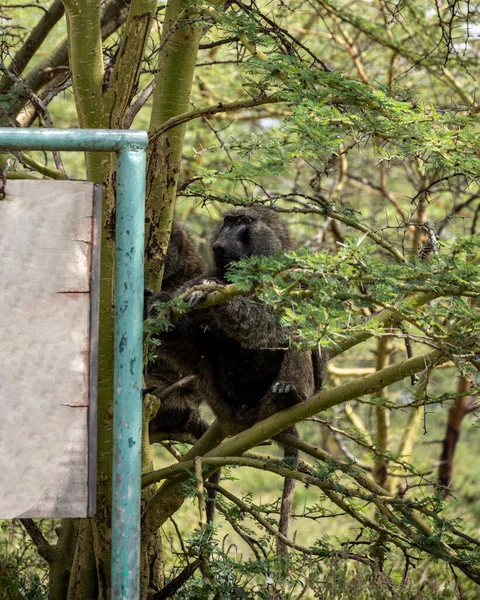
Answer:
top-left (112, 149), bottom-right (146, 599)
top-left (0, 127), bottom-right (147, 152)
top-left (0, 128), bottom-right (148, 599)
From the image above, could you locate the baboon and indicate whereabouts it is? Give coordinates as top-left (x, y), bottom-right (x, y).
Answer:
top-left (145, 221), bottom-right (209, 443)
top-left (162, 221), bottom-right (208, 292)
top-left (147, 206), bottom-right (325, 548)
top-left (145, 221), bottom-right (220, 526)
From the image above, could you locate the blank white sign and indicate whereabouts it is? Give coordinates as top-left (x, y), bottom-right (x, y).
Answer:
top-left (0, 180), bottom-right (99, 518)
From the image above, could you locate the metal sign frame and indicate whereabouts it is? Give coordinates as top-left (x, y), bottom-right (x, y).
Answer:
top-left (0, 128), bottom-right (147, 600)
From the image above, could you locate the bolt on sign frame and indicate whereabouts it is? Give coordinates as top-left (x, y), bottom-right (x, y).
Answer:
top-left (0, 128), bottom-right (148, 600)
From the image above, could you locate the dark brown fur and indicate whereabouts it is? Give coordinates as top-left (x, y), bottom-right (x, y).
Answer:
top-left (163, 207), bottom-right (324, 425)
top-left (163, 221), bottom-right (207, 292)
top-left (149, 207), bottom-right (325, 550)
top-left (145, 222), bottom-right (209, 443)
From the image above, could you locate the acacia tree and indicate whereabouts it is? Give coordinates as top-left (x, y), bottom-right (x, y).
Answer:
top-left (0, 0), bottom-right (479, 598)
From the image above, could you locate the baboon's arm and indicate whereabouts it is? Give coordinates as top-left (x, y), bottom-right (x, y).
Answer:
top-left (211, 297), bottom-right (286, 349)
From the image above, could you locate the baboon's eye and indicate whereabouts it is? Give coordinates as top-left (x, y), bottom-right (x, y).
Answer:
top-left (240, 216), bottom-right (252, 225)
top-left (240, 224), bottom-right (250, 244)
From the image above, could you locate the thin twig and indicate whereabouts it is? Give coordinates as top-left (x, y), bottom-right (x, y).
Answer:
top-left (153, 559), bottom-right (202, 599)
top-left (212, 483), bottom-right (374, 566)
top-left (149, 94), bottom-right (284, 142)
top-left (194, 457), bottom-right (207, 529)
top-left (0, 63), bottom-right (67, 177)
top-left (124, 78), bottom-right (156, 128)
top-left (143, 374), bottom-right (197, 399)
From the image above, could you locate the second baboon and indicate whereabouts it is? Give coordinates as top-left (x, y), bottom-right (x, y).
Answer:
top-left (148, 206), bottom-right (325, 549)
top-left (145, 221), bottom-right (209, 443)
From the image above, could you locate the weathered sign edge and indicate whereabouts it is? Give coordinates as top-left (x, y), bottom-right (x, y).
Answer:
top-left (88, 183), bottom-right (102, 517)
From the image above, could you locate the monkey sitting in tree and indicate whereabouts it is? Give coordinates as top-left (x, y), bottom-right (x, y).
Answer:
top-left (146, 206), bottom-right (324, 549)
top-left (144, 221), bottom-right (209, 443)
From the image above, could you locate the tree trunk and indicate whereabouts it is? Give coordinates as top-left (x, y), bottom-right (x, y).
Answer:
top-left (372, 337), bottom-right (392, 489)
top-left (48, 520), bottom-right (78, 600)
top-left (67, 520), bottom-right (98, 600)
top-left (145, 0), bottom-right (207, 289)
top-left (438, 376), bottom-right (471, 491)
top-left (58, 0), bottom-right (206, 594)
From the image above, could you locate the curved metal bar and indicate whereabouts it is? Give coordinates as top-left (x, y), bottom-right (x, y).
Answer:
top-left (0, 127), bottom-right (147, 600)
top-left (0, 127), bottom-right (148, 151)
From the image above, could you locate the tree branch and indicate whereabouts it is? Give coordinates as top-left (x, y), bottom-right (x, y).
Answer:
top-left (144, 347), bottom-right (448, 536)
top-left (103, 0), bottom-right (157, 129)
top-left (124, 78), bottom-right (156, 129)
top-left (212, 482), bottom-right (375, 565)
top-left (19, 519), bottom-right (56, 564)
top-left (149, 94), bottom-right (284, 143)
top-left (0, 62), bottom-right (67, 176)
top-left (0, 0), bottom-right (65, 93)
top-left (143, 374), bottom-right (196, 399)
top-left (153, 559), bottom-right (202, 599)
top-left (1, 0), bottom-right (129, 125)
top-left (203, 348), bottom-right (449, 463)
top-left (18, 151), bottom-right (66, 180)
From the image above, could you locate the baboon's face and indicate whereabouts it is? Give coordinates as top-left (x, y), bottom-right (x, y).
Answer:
top-left (212, 214), bottom-right (254, 270)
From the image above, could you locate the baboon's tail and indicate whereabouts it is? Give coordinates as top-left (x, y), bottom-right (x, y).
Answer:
top-left (276, 425), bottom-right (299, 557)
top-left (206, 469), bottom-right (220, 524)
top-left (313, 345), bottom-right (327, 394)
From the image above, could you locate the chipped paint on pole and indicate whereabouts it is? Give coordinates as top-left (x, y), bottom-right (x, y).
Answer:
top-left (112, 148), bottom-right (146, 599)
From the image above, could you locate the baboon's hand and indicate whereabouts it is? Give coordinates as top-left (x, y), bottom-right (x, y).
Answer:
top-left (144, 288), bottom-right (174, 326)
top-left (271, 381), bottom-right (304, 408)
top-left (185, 279), bottom-right (219, 307)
